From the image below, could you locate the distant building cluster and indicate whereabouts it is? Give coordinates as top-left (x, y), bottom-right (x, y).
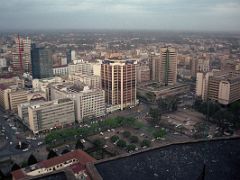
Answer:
top-left (0, 33), bottom-right (239, 134)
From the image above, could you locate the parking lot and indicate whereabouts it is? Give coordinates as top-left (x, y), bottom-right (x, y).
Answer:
top-left (160, 107), bottom-right (218, 137)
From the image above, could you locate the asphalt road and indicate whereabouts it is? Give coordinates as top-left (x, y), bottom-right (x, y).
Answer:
top-left (0, 108), bottom-right (44, 159)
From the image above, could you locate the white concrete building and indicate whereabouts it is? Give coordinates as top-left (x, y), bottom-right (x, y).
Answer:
top-left (28, 98), bottom-right (75, 134)
top-left (49, 83), bottom-right (105, 122)
top-left (53, 65), bottom-right (68, 76)
top-left (69, 73), bottom-right (101, 89)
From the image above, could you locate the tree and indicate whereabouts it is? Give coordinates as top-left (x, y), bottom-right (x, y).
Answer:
top-left (61, 149), bottom-right (70, 154)
top-left (122, 131), bottom-right (131, 138)
top-left (21, 160), bottom-right (28, 168)
top-left (75, 139), bottom-right (84, 149)
top-left (47, 150), bottom-right (58, 159)
top-left (126, 144), bottom-right (136, 152)
top-left (28, 154), bottom-right (38, 166)
top-left (0, 169), bottom-right (5, 179)
top-left (94, 138), bottom-right (105, 149)
top-left (11, 163), bottom-right (21, 171)
top-left (110, 135), bottom-right (119, 143)
top-left (153, 129), bottom-right (166, 139)
top-left (149, 108), bottom-right (161, 125)
top-left (140, 140), bottom-right (151, 147)
top-left (157, 97), bottom-right (179, 113)
top-left (117, 139), bottom-right (127, 148)
top-left (129, 136), bottom-right (139, 143)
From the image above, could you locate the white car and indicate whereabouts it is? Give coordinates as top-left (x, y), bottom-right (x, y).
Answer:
top-left (81, 139), bottom-right (86, 143)
top-left (22, 148), bottom-right (29, 152)
top-left (9, 142), bottom-right (13, 145)
top-left (100, 132), bottom-right (104, 136)
top-left (38, 142), bottom-right (43, 146)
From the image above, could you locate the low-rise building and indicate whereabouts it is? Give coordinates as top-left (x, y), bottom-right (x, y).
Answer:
top-left (196, 71), bottom-right (240, 105)
top-left (69, 73), bottom-right (101, 89)
top-left (49, 83), bottom-right (105, 122)
top-left (0, 82), bottom-right (28, 112)
top-left (18, 100), bottom-right (45, 127)
top-left (138, 82), bottom-right (190, 100)
top-left (9, 90), bottom-right (28, 112)
top-left (11, 150), bottom-right (95, 180)
top-left (28, 98), bottom-right (75, 134)
top-left (53, 65), bottom-right (68, 76)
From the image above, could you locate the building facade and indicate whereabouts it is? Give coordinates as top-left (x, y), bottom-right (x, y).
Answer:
top-left (53, 65), bottom-right (68, 76)
top-left (49, 83), bottom-right (105, 122)
top-left (9, 90), bottom-right (28, 112)
top-left (158, 47), bottom-right (177, 86)
top-left (31, 47), bottom-right (53, 79)
top-left (136, 64), bottom-right (150, 83)
top-left (28, 98), bottom-right (75, 134)
top-left (101, 59), bottom-right (137, 110)
top-left (196, 71), bottom-right (240, 105)
top-left (69, 73), bottom-right (101, 89)
top-left (68, 62), bottom-right (93, 76)
top-left (150, 48), bottom-right (177, 86)
top-left (12, 36), bottom-right (31, 72)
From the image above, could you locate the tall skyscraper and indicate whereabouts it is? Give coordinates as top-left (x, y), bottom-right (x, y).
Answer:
top-left (149, 47), bottom-right (177, 86)
top-left (159, 47), bottom-right (177, 86)
top-left (66, 49), bottom-right (76, 64)
top-left (101, 59), bottom-right (137, 110)
top-left (31, 47), bottom-right (53, 79)
top-left (12, 36), bottom-right (31, 72)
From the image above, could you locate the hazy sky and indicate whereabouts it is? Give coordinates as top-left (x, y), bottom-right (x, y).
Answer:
top-left (1, 0), bottom-right (240, 31)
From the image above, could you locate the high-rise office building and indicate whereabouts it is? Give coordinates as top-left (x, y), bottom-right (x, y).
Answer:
top-left (101, 59), bottom-right (137, 110)
top-left (150, 48), bottom-right (177, 86)
top-left (159, 47), bottom-right (177, 86)
top-left (12, 36), bottom-right (31, 72)
top-left (66, 49), bottom-right (76, 64)
top-left (31, 47), bottom-right (53, 79)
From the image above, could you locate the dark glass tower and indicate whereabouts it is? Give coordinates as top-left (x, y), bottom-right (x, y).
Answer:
top-left (66, 49), bottom-right (72, 64)
top-left (31, 47), bottom-right (53, 79)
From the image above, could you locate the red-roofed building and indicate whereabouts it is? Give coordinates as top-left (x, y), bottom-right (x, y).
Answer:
top-left (11, 150), bottom-right (95, 180)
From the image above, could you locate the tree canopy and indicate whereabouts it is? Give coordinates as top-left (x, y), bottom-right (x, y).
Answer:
top-left (28, 154), bottom-right (38, 166)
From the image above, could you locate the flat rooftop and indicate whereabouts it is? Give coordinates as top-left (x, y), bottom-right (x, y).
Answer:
top-left (94, 138), bottom-right (240, 180)
top-left (138, 82), bottom-right (189, 92)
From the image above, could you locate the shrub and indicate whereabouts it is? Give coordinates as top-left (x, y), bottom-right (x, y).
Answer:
top-left (117, 139), bottom-right (127, 148)
top-left (153, 129), bottom-right (166, 138)
top-left (129, 136), bottom-right (139, 143)
top-left (140, 140), bottom-right (151, 147)
top-left (126, 144), bottom-right (136, 152)
top-left (111, 135), bottom-right (119, 143)
top-left (122, 131), bottom-right (131, 138)
top-left (94, 138), bottom-right (105, 148)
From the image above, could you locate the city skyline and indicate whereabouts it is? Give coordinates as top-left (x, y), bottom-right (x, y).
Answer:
top-left (1, 0), bottom-right (240, 32)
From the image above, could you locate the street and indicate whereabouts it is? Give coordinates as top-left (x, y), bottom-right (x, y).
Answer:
top-left (0, 107), bottom-right (44, 159)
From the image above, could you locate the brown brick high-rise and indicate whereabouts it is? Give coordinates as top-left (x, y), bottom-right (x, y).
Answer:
top-left (101, 59), bottom-right (137, 110)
